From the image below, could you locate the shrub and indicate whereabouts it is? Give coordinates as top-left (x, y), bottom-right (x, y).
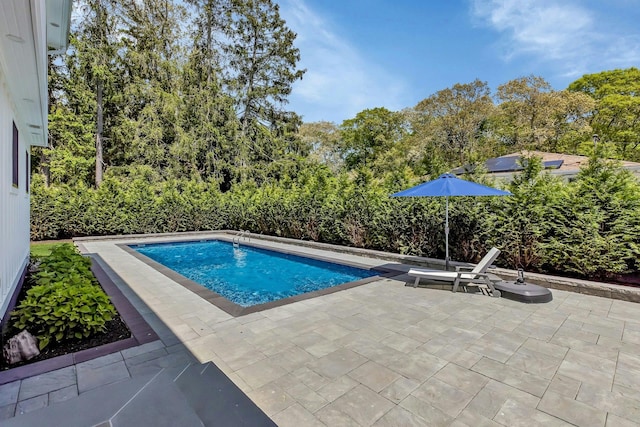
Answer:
top-left (543, 157), bottom-right (640, 278)
top-left (11, 244), bottom-right (116, 350)
top-left (489, 157), bottom-right (565, 270)
top-left (29, 160), bottom-right (640, 279)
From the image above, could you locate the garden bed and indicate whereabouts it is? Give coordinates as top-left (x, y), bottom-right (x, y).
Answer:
top-left (0, 249), bottom-right (158, 384)
top-left (0, 274), bottom-right (131, 371)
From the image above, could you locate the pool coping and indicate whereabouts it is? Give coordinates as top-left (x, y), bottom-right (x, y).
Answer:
top-left (117, 238), bottom-right (400, 317)
top-left (0, 254), bottom-right (159, 385)
top-left (75, 230), bottom-right (640, 303)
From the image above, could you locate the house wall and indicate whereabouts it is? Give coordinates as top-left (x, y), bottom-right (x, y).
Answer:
top-left (0, 1), bottom-right (71, 321)
top-left (0, 69), bottom-right (30, 320)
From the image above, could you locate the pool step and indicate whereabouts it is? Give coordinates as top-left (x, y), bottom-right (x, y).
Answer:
top-left (3, 362), bottom-right (275, 427)
top-left (174, 362), bottom-right (276, 426)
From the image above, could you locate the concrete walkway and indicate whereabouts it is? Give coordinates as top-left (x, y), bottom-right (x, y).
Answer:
top-left (4, 233), bottom-right (640, 426)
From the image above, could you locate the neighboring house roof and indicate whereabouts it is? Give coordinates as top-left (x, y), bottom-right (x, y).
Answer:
top-left (0, 0), bottom-right (72, 147)
top-left (452, 151), bottom-right (640, 179)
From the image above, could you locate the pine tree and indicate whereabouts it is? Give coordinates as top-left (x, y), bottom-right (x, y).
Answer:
top-left (113, 0), bottom-right (186, 172)
top-left (221, 0), bottom-right (306, 180)
top-left (176, 0), bottom-right (239, 185)
top-left (76, 0), bottom-right (122, 186)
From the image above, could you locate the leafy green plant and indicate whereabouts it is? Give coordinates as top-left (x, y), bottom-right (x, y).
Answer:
top-left (11, 244), bottom-right (116, 350)
top-left (35, 244), bottom-right (93, 278)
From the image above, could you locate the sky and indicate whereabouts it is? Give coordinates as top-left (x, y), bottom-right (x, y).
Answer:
top-left (278, 0), bottom-right (640, 124)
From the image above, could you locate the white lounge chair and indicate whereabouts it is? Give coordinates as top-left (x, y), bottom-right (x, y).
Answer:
top-left (408, 247), bottom-right (502, 297)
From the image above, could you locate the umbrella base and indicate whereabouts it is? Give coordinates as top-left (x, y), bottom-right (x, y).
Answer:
top-left (493, 281), bottom-right (553, 303)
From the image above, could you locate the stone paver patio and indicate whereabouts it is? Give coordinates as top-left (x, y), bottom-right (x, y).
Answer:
top-left (3, 232), bottom-right (640, 426)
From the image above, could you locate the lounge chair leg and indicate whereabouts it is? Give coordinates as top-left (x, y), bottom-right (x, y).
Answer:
top-left (452, 278), bottom-right (460, 293)
top-left (413, 277), bottom-right (420, 288)
top-left (485, 278), bottom-right (500, 298)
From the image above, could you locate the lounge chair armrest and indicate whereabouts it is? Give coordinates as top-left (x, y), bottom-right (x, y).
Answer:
top-left (454, 266), bottom-right (475, 273)
top-left (460, 272), bottom-right (491, 280)
top-left (457, 272), bottom-right (490, 280)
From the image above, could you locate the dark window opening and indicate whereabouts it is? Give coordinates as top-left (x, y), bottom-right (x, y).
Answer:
top-left (12, 121), bottom-right (19, 188)
top-left (25, 150), bottom-right (30, 192)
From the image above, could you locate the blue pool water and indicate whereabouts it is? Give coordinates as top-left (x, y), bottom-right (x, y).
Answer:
top-left (131, 240), bottom-right (376, 307)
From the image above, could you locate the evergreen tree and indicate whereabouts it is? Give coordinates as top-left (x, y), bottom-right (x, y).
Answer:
top-left (176, 0), bottom-right (239, 185)
top-left (113, 0), bottom-right (186, 172)
top-left (221, 0), bottom-right (306, 180)
top-left (544, 157), bottom-right (640, 277)
top-left (43, 0), bottom-right (122, 187)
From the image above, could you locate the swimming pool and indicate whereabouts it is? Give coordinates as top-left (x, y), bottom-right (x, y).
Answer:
top-left (130, 240), bottom-right (377, 308)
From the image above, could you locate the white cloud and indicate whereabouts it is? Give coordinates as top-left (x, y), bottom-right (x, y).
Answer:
top-left (279, 0), bottom-right (406, 123)
top-left (471, 0), bottom-right (640, 78)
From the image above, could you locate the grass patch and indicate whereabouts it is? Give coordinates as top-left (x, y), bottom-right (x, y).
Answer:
top-left (30, 241), bottom-right (71, 258)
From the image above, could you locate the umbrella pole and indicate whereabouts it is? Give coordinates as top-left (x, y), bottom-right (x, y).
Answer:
top-left (445, 196), bottom-right (449, 271)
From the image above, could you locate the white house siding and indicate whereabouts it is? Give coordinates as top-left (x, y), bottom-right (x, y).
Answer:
top-left (0, 73), bottom-right (30, 320)
top-left (0, 1), bottom-right (70, 320)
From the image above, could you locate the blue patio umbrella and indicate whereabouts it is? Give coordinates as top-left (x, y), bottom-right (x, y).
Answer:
top-left (392, 173), bottom-right (511, 270)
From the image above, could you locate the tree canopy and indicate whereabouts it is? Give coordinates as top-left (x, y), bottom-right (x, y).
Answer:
top-left (569, 68), bottom-right (640, 160)
top-left (40, 0), bottom-right (640, 187)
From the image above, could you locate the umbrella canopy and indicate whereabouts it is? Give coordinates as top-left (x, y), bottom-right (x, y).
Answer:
top-left (392, 173), bottom-right (511, 197)
top-left (392, 173), bottom-right (511, 269)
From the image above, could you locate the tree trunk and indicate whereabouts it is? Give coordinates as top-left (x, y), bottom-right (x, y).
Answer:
top-left (237, 24), bottom-right (261, 182)
top-left (206, 1), bottom-right (212, 86)
top-left (238, 112), bottom-right (250, 182)
top-left (95, 78), bottom-right (104, 187)
top-left (40, 146), bottom-right (50, 187)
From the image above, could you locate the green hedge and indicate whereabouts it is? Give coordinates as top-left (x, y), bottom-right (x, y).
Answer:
top-left (30, 158), bottom-right (640, 280)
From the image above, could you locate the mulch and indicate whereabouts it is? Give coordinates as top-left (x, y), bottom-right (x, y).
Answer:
top-left (0, 269), bottom-right (132, 371)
